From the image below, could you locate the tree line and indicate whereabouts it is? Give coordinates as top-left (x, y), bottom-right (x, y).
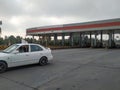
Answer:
top-left (0, 35), bottom-right (36, 45)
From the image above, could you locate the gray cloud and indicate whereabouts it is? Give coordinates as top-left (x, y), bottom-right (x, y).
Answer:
top-left (22, 0), bottom-right (120, 19)
top-left (0, 0), bottom-right (24, 17)
top-left (0, 0), bottom-right (120, 37)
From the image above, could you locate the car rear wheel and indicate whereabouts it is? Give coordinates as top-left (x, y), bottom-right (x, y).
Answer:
top-left (39, 57), bottom-right (48, 66)
top-left (0, 61), bottom-right (7, 73)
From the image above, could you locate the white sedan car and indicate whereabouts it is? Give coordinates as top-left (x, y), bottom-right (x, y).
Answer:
top-left (0, 43), bottom-right (53, 73)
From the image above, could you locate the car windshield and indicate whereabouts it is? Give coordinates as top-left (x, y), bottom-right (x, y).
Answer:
top-left (3, 44), bottom-right (19, 53)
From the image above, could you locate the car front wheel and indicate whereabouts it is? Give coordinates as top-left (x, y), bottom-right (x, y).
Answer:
top-left (39, 57), bottom-right (48, 66)
top-left (0, 61), bottom-right (7, 73)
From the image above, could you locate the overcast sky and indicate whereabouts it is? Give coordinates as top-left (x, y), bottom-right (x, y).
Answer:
top-left (0, 0), bottom-right (120, 38)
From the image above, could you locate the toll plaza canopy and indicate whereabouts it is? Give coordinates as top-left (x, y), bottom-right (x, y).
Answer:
top-left (26, 18), bottom-right (120, 48)
top-left (26, 18), bottom-right (120, 35)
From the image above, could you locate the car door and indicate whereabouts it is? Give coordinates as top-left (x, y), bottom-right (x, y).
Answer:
top-left (10, 45), bottom-right (31, 67)
top-left (28, 45), bottom-right (44, 63)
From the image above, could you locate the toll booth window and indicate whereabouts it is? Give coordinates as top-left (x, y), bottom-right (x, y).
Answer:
top-left (18, 45), bottom-right (29, 53)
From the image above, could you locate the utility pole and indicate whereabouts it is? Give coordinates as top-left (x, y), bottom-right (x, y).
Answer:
top-left (0, 20), bottom-right (2, 37)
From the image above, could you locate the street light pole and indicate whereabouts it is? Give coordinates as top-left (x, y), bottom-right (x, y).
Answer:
top-left (0, 28), bottom-right (1, 37)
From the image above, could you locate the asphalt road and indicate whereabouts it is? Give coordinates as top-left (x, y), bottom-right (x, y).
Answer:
top-left (0, 48), bottom-right (120, 90)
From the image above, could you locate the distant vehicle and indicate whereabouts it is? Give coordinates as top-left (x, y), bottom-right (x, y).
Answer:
top-left (0, 43), bottom-right (53, 73)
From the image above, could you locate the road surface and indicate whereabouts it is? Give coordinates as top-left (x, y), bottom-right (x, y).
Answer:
top-left (0, 48), bottom-right (120, 90)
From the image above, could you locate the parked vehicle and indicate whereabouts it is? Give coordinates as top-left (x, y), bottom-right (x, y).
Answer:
top-left (0, 43), bottom-right (53, 73)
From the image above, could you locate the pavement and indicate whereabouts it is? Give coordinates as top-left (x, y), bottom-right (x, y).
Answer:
top-left (0, 48), bottom-right (120, 90)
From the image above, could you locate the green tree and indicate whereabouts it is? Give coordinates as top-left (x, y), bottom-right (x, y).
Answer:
top-left (16, 36), bottom-right (22, 43)
top-left (8, 35), bottom-right (16, 45)
top-left (0, 37), bottom-right (4, 45)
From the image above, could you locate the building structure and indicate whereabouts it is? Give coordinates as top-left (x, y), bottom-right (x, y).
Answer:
top-left (26, 18), bottom-right (120, 48)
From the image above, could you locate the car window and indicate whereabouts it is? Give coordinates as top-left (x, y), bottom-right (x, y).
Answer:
top-left (18, 45), bottom-right (29, 53)
top-left (30, 45), bottom-right (43, 52)
top-left (3, 44), bottom-right (19, 53)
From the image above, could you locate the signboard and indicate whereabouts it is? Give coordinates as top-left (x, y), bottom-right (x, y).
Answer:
top-left (0, 27), bottom-right (1, 34)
